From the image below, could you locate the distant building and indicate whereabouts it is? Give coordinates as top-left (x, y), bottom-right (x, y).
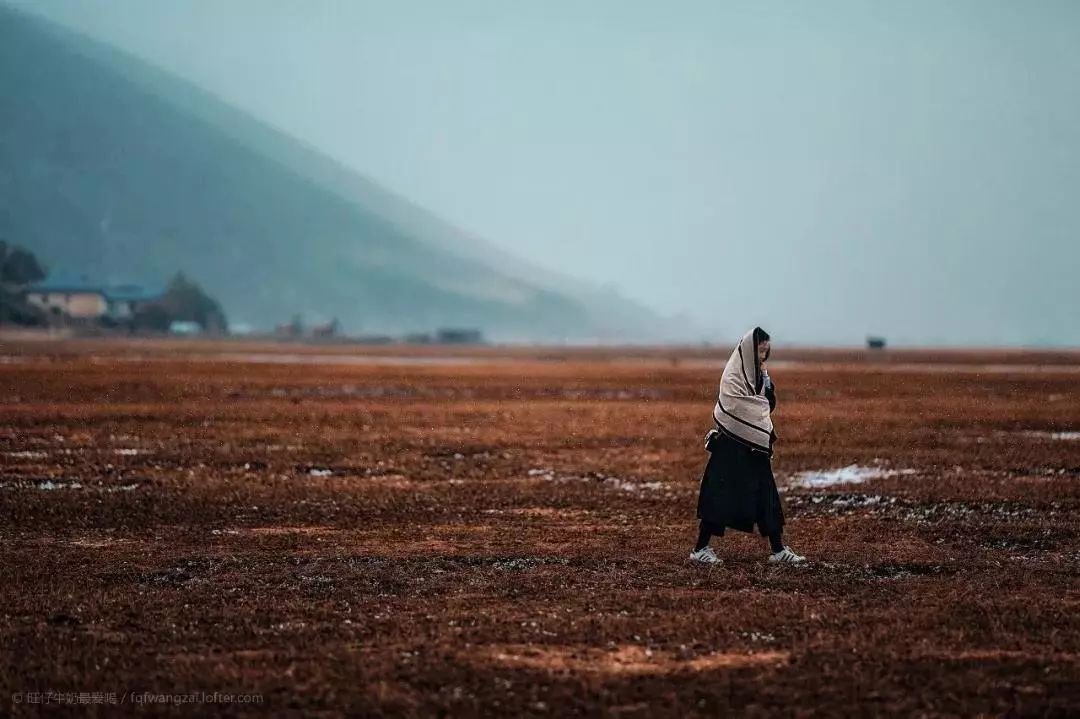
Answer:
top-left (275, 315), bottom-right (303, 338)
top-left (25, 279), bottom-right (161, 322)
top-left (311, 318), bottom-right (340, 338)
top-left (435, 328), bottom-right (485, 345)
top-left (867, 336), bottom-right (887, 350)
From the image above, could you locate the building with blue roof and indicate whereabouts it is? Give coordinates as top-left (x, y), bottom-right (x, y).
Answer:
top-left (25, 276), bottom-right (163, 321)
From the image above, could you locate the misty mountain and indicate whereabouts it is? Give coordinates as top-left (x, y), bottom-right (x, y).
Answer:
top-left (0, 6), bottom-right (666, 340)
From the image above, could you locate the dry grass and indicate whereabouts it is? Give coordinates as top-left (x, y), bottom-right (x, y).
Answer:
top-left (0, 340), bottom-right (1078, 716)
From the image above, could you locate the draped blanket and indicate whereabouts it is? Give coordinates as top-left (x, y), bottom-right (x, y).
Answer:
top-left (712, 328), bottom-right (774, 453)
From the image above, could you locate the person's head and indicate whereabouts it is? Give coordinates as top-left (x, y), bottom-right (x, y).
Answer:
top-left (753, 327), bottom-right (771, 363)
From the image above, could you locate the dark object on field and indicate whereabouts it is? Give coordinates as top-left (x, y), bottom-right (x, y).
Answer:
top-left (867, 336), bottom-right (887, 350)
top-left (436, 328), bottom-right (485, 344)
top-left (355, 334), bottom-right (395, 345)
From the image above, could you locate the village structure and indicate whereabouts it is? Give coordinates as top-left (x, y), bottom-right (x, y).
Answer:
top-left (24, 278), bottom-right (161, 325)
top-left (16, 274), bottom-right (484, 344)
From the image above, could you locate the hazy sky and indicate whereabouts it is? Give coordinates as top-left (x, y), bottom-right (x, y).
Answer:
top-left (22, 0), bottom-right (1080, 345)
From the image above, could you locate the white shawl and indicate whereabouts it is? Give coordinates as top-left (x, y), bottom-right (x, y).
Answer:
top-left (712, 328), bottom-right (774, 452)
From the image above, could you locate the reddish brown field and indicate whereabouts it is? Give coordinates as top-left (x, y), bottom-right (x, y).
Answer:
top-left (1, 340), bottom-right (1078, 717)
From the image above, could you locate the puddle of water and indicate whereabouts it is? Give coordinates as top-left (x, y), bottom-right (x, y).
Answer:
top-left (528, 468), bottom-right (663, 493)
top-left (477, 644), bottom-right (789, 675)
top-left (0, 480), bottom-right (139, 492)
top-left (244, 526), bottom-right (341, 536)
top-left (492, 507), bottom-right (594, 518)
top-left (807, 494), bottom-right (895, 508)
top-left (604, 477), bottom-right (664, 492)
top-left (0, 479), bottom-right (82, 490)
top-left (70, 537), bottom-right (136, 548)
top-left (788, 465), bottom-right (917, 488)
top-left (1021, 430), bottom-right (1080, 441)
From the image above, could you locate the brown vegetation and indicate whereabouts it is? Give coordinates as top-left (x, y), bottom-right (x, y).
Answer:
top-left (0, 341), bottom-right (1077, 716)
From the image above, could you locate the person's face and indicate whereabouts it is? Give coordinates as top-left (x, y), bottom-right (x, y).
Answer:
top-left (757, 340), bottom-right (771, 364)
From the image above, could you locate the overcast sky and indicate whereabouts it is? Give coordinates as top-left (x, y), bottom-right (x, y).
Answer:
top-left (22, 0), bottom-right (1080, 345)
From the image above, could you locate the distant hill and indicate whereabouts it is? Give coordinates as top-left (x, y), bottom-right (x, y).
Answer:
top-left (0, 6), bottom-right (667, 340)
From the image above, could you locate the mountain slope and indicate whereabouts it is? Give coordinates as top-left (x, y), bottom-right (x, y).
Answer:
top-left (0, 6), bottom-right (661, 339)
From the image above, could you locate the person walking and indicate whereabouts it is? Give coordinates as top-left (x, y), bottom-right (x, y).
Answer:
top-left (690, 327), bottom-right (806, 565)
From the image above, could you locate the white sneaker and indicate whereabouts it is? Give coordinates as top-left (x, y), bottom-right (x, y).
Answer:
top-left (768, 546), bottom-right (807, 564)
top-left (690, 546), bottom-right (722, 564)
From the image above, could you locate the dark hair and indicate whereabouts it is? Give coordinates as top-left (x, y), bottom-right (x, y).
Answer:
top-left (753, 326), bottom-right (771, 360)
top-left (752, 327), bottom-right (771, 391)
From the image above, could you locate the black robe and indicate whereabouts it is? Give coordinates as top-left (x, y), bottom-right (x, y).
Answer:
top-left (696, 382), bottom-right (784, 536)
